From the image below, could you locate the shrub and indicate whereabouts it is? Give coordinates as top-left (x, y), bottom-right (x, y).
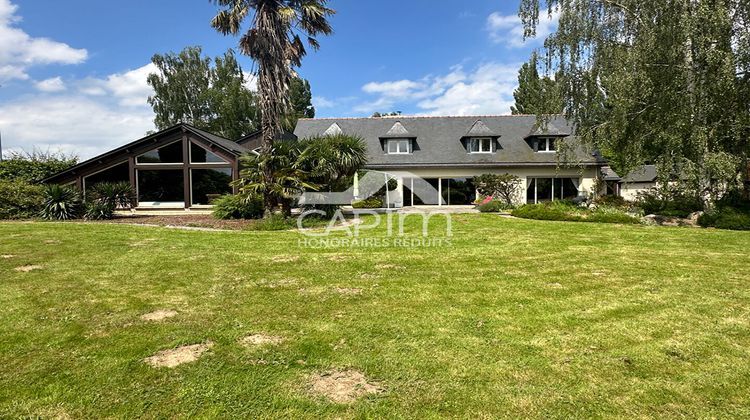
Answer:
top-left (84, 200), bottom-right (115, 220)
top-left (212, 194), bottom-right (263, 220)
top-left (512, 203), bottom-right (580, 222)
top-left (588, 207), bottom-right (641, 224)
top-left (0, 180), bottom-right (45, 219)
top-left (476, 200), bottom-right (512, 213)
top-left (253, 213), bottom-right (295, 231)
top-left (474, 174), bottom-right (522, 206)
top-left (0, 151), bottom-right (77, 183)
top-left (512, 202), bottom-right (640, 224)
top-left (698, 208), bottom-right (750, 231)
top-left (89, 182), bottom-right (135, 209)
top-left (636, 190), bottom-right (702, 217)
top-left (41, 185), bottom-right (82, 220)
top-left (352, 197), bottom-right (383, 209)
top-left (594, 195), bottom-right (628, 208)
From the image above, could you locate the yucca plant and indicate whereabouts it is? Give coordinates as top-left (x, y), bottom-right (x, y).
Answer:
top-left (41, 184), bottom-right (82, 220)
top-left (89, 182), bottom-right (135, 209)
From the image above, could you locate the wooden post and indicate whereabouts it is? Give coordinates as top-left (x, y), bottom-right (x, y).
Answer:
top-left (128, 156), bottom-right (137, 208)
top-left (182, 134), bottom-right (191, 209)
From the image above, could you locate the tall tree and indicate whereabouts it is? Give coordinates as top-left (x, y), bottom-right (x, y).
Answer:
top-left (211, 0), bottom-right (335, 215)
top-left (520, 0), bottom-right (750, 206)
top-left (511, 52), bottom-right (564, 115)
top-left (288, 77), bottom-right (315, 127)
top-left (147, 46), bottom-right (257, 140)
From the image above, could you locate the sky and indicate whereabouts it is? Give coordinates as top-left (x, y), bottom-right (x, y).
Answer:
top-left (0, 0), bottom-right (558, 159)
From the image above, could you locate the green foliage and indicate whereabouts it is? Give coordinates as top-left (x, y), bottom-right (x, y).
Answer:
top-left (352, 197), bottom-right (383, 209)
top-left (512, 201), bottom-right (640, 224)
top-left (474, 174), bottom-right (522, 206)
top-left (594, 195), bottom-right (628, 208)
top-left (236, 134), bottom-right (368, 216)
top-left (476, 200), bottom-right (512, 213)
top-left (520, 1), bottom-right (750, 204)
top-left (41, 185), bottom-right (82, 220)
top-left (0, 150), bottom-right (78, 183)
top-left (81, 182), bottom-right (136, 221)
top-left (0, 180), bottom-right (45, 219)
top-left (211, 0), bottom-right (335, 216)
top-left (252, 213), bottom-right (296, 231)
top-left (212, 194), bottom-right (264, 220)
top-left (89, 182), bottom-right (135, 209)
top-left (511, 52), bottom-right (564, 115)
top-left (636, 189), bottom-right (703, 218)
top-left (699, 208), bottom-right (750, 231)
top-left (84, 201), bottom-right (115, 220)
top-left (147, 46), bottom-right (258, 140)
top-left (286, 77), bottom-right (315, 129)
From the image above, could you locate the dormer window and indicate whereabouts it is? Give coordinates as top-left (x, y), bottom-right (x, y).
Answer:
top-left (537, 137), bottom-right (557, 152)
top-left (469, 138), bottom-right (493, 154)
top-left (387, 139), bottom-right (411, 154)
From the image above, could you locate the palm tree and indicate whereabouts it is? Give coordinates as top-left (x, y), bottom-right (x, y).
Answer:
top-left (211, 0), bottom-right (335, 216)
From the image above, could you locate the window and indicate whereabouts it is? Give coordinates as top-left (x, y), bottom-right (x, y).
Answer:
top-left (469, 138), bottom-right (492, 153)
top-left (387, 139), bottom-right (411, 154)
top-left (191, 168), bottom-right (233, 205)
top-left (136, 141), bottom-right (183, 164)
top-left (526, 177), bottom-right (580, 204)
top-left (137, 169), bottom-right (184, 203)
top-left (537, 137), bottom-right (557, 152)
top-left (83, 161), bottom-right (129, 197)
top-left (190, 143), bottom-right (227, 164)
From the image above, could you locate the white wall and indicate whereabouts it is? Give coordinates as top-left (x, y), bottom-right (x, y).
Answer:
top-left (620, 182), bottom-right (656, 201)
top-left (382, 166), bottom-right (601, 206)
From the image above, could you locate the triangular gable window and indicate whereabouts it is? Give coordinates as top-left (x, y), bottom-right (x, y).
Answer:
top-left (190, 142), bottom-right (228, 163)
top-left (324, 123), bottom-right (343, 136)
top-left (136, 141), bottom-right (183, 164)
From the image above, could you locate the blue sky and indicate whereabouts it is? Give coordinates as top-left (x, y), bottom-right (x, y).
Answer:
top-left (0, 0), bottom-right (559, 158)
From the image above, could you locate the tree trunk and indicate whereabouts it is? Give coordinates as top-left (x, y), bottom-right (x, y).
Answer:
top-left (255, 3), bottom-right (289, 218)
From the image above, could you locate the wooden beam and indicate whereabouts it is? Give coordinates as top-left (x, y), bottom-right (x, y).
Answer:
top-left (182, 135), bottom-right (191, 209)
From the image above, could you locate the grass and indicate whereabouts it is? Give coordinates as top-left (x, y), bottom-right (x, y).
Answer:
top-left (1, 215), bottom-right (750, 418)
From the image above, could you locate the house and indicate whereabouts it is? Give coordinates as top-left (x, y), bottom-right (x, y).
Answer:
top-left (295, 115), bottom-right (607, 206)
top-left (44, 115), bottom-right (610, 209)
top-left (43, 124), bottom-right (247, 209)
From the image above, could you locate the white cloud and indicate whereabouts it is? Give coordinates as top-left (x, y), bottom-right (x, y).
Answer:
top-left (0, 64), bottom-right (158, 159)
top-left (0, 96), bottom-right (154, 160)
top-left (34, 76), bottom-right (66, 92)
top-left (313, 96), bottom-right (335, 108)
top-left (355, 62), bottom-right (521, 116)
top-left (0, 0), bottom-right (87, 82)
top-left (486, 10), bottom-right (560, 48)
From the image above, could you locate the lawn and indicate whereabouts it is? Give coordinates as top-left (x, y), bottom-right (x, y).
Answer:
top-left (1, 215), bottom-right (750, 418)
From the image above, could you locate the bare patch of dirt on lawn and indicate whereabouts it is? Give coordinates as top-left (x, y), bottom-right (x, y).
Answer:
top-left (43, 239), bottom-right (61, 244)
top-left (1, 255), bottom-right (15, 259)
top-left (240, 334), bottom-right (285, 347)
top-left (144, 342), bottom-right (214, 368)
top-left (14, 265), bottom-right (43, 272)
top-left (308, 369), bottom-right (382, 404)
top-left (140, 310), bottom-right (178, 322)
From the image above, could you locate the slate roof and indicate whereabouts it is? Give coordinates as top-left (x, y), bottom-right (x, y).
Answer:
top-left (381, 121), bottom-right (413, 138)
top-left (295, 115), bottom-right (604, 168)
top-left (464, 119), bottom-right (498, 137)
top-left (621, 164), bottom-right (658, 183)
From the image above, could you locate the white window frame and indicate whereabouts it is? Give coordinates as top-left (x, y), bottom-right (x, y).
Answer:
top-left (469, 137), bottom-right (493, 154)
top-left (537, 137), bottom-right (557, 153)
top-left (387, 139), bottom-right (411, 155)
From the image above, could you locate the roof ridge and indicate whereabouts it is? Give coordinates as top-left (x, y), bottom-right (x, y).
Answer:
top-left (298, 114), bottom-right (564, 121)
